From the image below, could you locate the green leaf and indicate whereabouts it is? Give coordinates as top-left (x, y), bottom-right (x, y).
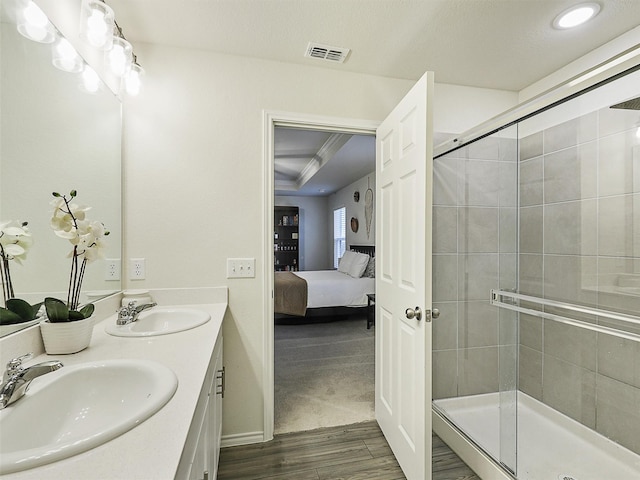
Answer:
top-left (68, 310), bottom-right (85, 321)
top-left (79, 304), bottom-right (95, 318)
top-left (45, 297), bottom-right (70, 323)
top-left (52, 192), bottom-right (61, 197)
top-left (70, 189), bottom-right (77, 197)
top-left (6, 298), bottom-right (36, 321)
top-left (0, 308), bottom-right (26, 325)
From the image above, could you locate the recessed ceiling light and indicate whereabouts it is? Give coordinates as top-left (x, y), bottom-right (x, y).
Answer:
top-left (553, 2), bottom-right (601, 29)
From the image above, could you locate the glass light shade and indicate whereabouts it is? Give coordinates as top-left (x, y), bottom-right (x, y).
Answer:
top-left (79, 0), bottom-right (114, 50)
top-left (16, 0), bottom-right (55, 43)
top-left (107, 36), bottom-right (133, 78)
top-left (81, 65), bottom-right (101, 94)
top-left (52, 37), bottom-right (84, 73)
top-left (125, 63), bottom-right (144, 96)
top-left (553, 3), bottom-right (600, 29)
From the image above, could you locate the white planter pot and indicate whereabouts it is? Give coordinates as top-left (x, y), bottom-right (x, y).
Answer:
top-left (39, 316), bottom-right (95, 354)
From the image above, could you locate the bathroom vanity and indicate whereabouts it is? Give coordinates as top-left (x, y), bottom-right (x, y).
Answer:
top-left (0, 287), bottom-right (227, 480)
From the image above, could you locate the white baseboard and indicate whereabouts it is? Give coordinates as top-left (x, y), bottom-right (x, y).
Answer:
top-left (221, 431), bottom-right (265, 448)
top-left (432, 408), bottom-right (514, 480)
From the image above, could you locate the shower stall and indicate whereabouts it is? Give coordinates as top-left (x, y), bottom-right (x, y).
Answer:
top-left (431, 61), bottom-right (640, 479)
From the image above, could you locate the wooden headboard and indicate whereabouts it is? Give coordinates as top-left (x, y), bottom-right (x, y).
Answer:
top-left (350, 245), bottom-right (375, 257)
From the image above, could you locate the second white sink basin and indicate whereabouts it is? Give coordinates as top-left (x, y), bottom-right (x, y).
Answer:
top-left (0, 359), bottom-right (178, 474)
top-left (105, 307), bottom-right (211, 337)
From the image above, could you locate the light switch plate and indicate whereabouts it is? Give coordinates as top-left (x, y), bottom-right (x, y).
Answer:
top-left (226, 258), bottom-right (256, 278)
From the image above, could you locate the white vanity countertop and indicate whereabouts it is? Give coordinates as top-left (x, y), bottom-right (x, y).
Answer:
top-left (1, 289), bottom-right (227, 480)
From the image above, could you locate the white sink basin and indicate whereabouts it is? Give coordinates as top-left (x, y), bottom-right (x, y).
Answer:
top-left (0, 359), bottom-right (177, 474)
top-left (105, 307), bottom-right (211, 337)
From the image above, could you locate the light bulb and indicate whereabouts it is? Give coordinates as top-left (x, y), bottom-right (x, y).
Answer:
top-left (82, 66), bottom-right (100, 93)
top-left (23, 1), bottom-right (48, 27)
top-left (17, 0), bottom-right (55, 43)
top-left (79, 0), bottom-right (114, 50)
top-left (107, 37), bottom-right (132, 77)
top-left (86, 10), bottom-right (109, 47)
top-left (125, 63), bottom-right (144, 95)
top-left (52, 37), bottom-right (83, 73)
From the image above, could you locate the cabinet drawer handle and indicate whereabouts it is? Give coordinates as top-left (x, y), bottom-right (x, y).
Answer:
top-left (216, 367), bottom-right (225, 398)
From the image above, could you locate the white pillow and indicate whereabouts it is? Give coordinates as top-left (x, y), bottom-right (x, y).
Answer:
top-left (337, 251), bottom-right (354, 274)
top-left (338, 250), bottom-right (370, 278)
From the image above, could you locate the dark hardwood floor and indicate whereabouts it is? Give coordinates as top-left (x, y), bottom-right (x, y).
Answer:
top-left (218, 421), bottom-right (480, 480)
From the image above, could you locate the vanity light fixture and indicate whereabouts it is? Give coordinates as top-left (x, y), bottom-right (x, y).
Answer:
top-left (81, 65), bottom-right (101, 94)
top-left (79, 0), bottom-right (115, 50)
top-left (125, 60), bottom-right (144, 96)
top-left (52, 37), bottom-right (84, 73)
top-left (13, 0), bottom-right (144, 95)
top-left (16, 0), bottom-right (55, 43)
top-left (107, 35), bottom-right (133, 77)
top-left (553, 2), bottom-right (601, 29)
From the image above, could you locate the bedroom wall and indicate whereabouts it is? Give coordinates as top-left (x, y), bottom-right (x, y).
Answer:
top-left (328, 171), bottom-right (377, 255)
top-left (274, 195), bottom-right (330, 271)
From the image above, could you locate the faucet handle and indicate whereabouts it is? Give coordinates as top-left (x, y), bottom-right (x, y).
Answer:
top-left (5, 353), bottom-right (32, 378)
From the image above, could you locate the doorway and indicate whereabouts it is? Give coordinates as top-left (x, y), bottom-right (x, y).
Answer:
top-left (263, 112), bottom-right (379, 440)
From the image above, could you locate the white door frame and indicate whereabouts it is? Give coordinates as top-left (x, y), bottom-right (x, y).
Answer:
top-left (262, 110), bottom-right (379, 440)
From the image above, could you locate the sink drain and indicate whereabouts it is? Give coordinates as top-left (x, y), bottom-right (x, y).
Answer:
top-left (558, 475), bottom-right (577, 480)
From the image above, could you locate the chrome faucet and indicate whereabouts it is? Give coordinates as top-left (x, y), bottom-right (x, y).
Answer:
top-left (0, 353), bottom-right (63, 409)
top-left (116, 301), bottom-right (157, 325)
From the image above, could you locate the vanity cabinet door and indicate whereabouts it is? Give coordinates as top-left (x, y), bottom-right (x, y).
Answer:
top-left (189, 395), bottom-right (211, 480)
top-left (176, 333), bottom-right (223, 480)
top-left (209, 339), bottom-right (224, 478)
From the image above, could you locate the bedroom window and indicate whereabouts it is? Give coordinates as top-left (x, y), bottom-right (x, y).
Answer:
top-left (333, 206), bottom-right (346, 268)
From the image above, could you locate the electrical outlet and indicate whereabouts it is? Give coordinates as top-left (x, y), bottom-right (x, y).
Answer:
top-left (105, 259), bottom-right (120, 280)
top-left (226, 258), bottom-right (256, 278)
top-left (130, 258), bottom-right (146, 280)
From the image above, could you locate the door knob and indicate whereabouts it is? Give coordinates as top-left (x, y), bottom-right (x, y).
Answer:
top-left (431, 308), bottom-right (440, 319)
top-left (405, 307), bottom-right (422, 321)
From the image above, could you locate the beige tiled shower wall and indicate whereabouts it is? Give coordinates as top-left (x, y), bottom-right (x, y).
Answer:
top-left (432, 131), bottom-right (519, 400)
top-left (518, 107), bottom-right (640, 455)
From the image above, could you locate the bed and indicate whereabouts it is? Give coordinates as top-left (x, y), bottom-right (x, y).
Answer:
top-left (274, 245), bottom-right (375, 320)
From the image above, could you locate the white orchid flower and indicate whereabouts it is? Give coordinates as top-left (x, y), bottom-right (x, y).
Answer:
top-left (49, 191), bottom-right (108, 311)
top-left (0, 220), bottom-right (32, 263)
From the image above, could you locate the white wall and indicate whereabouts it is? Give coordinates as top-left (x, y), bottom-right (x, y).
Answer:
top-left (122, 45), bottom-right (414, 440)
top-left (433, 83), bottom-right (518, 134)
top-left (328, 172), bottom-right (377, 257)
top-left (122, 45), bottom-right (519, 441)
top-left (274, 195), bottom-right (330, 271)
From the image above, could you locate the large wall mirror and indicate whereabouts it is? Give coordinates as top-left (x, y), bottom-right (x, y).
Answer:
top-left (1, 4), bottom-right (122, 337)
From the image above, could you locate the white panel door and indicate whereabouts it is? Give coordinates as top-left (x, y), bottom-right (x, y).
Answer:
top-left (375, 72), bottom-right (434, 480)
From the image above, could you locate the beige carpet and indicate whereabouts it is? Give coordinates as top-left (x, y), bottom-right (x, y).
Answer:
top-left (274, 315), bottom-right (375, 434)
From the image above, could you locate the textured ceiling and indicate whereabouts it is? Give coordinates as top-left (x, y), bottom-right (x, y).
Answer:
top-left (105, 0), bottom-right (640, 195)
top-left (109, 0), bottom-right (640, 91)
top-left (274, 128), bottom-right (375, 196)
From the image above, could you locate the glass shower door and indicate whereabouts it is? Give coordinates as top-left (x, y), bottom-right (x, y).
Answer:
top-left (432, 124), bottom-right (519, 474)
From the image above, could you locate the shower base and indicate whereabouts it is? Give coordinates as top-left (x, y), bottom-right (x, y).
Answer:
top-left (433, 392), bottom-right (640, 480)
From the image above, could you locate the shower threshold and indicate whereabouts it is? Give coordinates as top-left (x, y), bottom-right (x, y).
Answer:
top-left (433, 392), bottom-right (640, 480)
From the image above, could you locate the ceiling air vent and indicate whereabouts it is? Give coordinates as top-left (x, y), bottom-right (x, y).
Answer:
top-left (305, 42), bottom-right (350, 63)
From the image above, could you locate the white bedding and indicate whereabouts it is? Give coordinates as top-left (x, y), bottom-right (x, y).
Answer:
top-left (293, 270), bottom-right (374, 308)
